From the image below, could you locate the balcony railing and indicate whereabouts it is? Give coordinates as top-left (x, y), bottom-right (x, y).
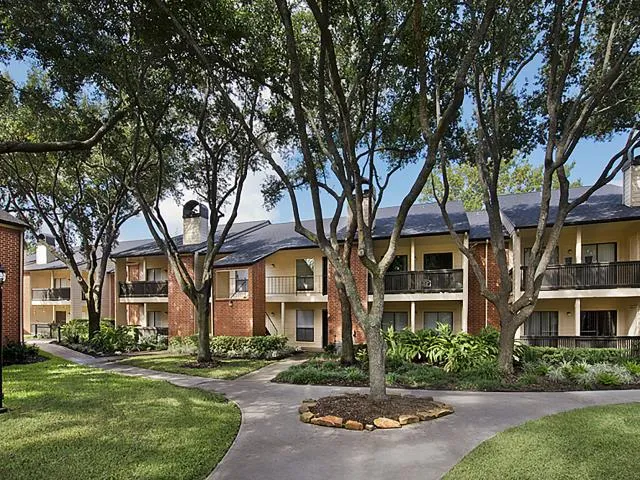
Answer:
top-left (266, 275), bottom-right (325, 295)
top-left (32, 287), bottom-right (71, 301)
top-left (520, 336), bottom-right (640, 355)
top-left (521, 261), bottom-right (640, 290)
top-left (119, 281), bottom-right (168, 297)
top-left (373, 269), bottom-right (464, 294)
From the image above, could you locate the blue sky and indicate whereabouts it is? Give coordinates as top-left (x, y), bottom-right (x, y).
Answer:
top-left (4, 60), bottom-right (632, 242)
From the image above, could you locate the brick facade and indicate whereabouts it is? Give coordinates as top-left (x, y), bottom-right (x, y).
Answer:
top-left (168, 255), bottom-right (196, 337)
top-left (468, 242), bottom-right (500, 334)
top-left (213, 260), bottom-right (266, 336)
top-left (0, 223), bottom-right (24, 344)
top-left (327, 248), bottom-right (367, 345)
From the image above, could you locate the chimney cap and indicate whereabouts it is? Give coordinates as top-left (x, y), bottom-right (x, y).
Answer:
top-left (183, 200), bottom-right (209, 219)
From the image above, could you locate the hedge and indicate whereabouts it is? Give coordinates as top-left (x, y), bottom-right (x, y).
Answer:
top-left (523, 346), bottom-right (634, 365)
top-left (169, 335), bottom-right (292, 359)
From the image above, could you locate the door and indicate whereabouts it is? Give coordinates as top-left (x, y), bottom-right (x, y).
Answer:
top-left (55, 311), bottom-right (67, 325)
top-left (322, 309), bottom-right (329, 348)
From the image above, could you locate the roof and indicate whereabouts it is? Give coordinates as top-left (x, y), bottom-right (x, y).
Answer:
top-left (111, 220), bottom-right (271, 258)
top-left (0, 210), bottom-right (27, 229)
top-left (24, 239), bottom-right (152, 272)
top-left (498, 185), bottom-right (640, 229)
top-left (214, 201), bottom-right (470, 267)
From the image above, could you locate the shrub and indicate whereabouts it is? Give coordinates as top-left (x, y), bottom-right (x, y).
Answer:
top-left (1, 342), bottom-right (40, 365)
top-left (524, 346), bottom-right (630, 365)
top-left (89, 326), bottom-right (136, 354)
top-left (169, 335), bottom-right (199, 355)
top-left (169, 335), bottom-right (292, 359)
top-left (274, 359), bottom-right (367, 385)
top-left (59, 318), bottom-right (117, 344)
top-left (624, 361), bottom-right (640, 376)
top-left (548, 362), bottom-right (633, 387)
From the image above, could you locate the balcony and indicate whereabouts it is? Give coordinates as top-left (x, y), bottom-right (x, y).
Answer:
top-left (521, 261), bottom-right (640, 290)
top-left (520, 335), bottom-right (640, 353)
top-left (375, 269), bottom-right (464, 294)
top-left (32, 287), bottom-right (71, 302)
top-left (266, 275), bottom-right (326, 295)
top-left (119, 281), bottom-right (168, 297)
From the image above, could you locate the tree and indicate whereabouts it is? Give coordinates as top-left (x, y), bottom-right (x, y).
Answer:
top-left (0, 73), bottom-right (141, 337)
top-left (423, 157), bottom-right (582, 210)
top-left (434, 0), bottom-right (640, 373)
top-left (155, 0), bottom-right (497, 400)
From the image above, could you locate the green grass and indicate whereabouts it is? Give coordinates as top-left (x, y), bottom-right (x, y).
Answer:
top-left (0, 354), bottom-right (240, 480)
top-left (118, 354), bottom-right (273, 379)
top-left (445, 403), bottom-right (640, 480)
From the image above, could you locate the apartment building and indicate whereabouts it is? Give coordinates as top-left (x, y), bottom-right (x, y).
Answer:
top-left (0, 210), bottom-right (26, 344)
top-left (22, 238), bottom-right (149, 335)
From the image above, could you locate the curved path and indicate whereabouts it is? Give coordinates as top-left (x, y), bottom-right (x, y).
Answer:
top-left (35, 342), bottom-right (640, 480)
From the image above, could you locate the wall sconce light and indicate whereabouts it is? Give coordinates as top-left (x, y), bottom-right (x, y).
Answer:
top-left (568, 249), bottom-right (573, 255)
top-left (567, 312), bottom-right (572, 317)
top-left (228, 300), bottom-right (233, 307)
top-left (271, 264), bottom-right (276, 268)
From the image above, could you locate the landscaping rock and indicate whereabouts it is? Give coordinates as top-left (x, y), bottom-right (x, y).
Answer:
top-left (365, 424), bottom-right (375, 431)
top-left (302, 398), bottom-right (316, 403)
top-left (299, 404), bottom-right (310, 414)
top-left (398, 414), bottom-right (420, 425)
top-left (344, 420), bottom-right (364, 431)
top-left (373, 417), bottom-right (401, 429)
top-left (311, 415), bottom-right (343, 428)
top-left (300, 412), bottom-right (315, 423)
top-left (302, 401), bottom-right (317, 408)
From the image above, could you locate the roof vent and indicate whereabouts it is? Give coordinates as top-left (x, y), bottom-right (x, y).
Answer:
top-left (182, 201), bottom-right (209, 245)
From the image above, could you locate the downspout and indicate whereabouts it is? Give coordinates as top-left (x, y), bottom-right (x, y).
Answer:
top-left (194, 251), bottom-right (200, 335)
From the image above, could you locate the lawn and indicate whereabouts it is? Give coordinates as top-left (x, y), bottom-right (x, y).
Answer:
top-left (445, 403), bottom-right (640, 480)
top-left (0, 354), bottom-right (240, 480)
top-left (118, 354), bottom-right (273, 379)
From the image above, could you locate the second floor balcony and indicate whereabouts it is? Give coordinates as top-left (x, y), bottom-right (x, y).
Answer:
top-left (266, 275), bottom-right (326, 295)
top-left (521, 261), bottom-right (640, 290)
top-left (373, 269), bottom-right (464, 294)
top-left (119, 281), bottom-right (168, 298)
top-left (32, 287), bottom-right (71, 302)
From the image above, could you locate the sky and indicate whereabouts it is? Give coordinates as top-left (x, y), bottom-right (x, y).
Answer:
top-left (4, 59), bottom-right (633, 242)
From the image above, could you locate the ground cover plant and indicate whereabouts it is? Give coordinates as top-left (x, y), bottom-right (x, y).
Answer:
top-left (444, 403), bottom-right (640, 480)
top-left (118, 354), bottom-right (273, 380)
top-left (0, 354), bottom-right (240, 480)
top-left (275, 327), bottom-right (640, 391)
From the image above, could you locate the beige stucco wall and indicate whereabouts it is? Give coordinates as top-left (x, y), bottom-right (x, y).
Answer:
top-left (267, 301), bottom-right (326, 350)
top-left (383, 300), bottom-right (463, 332)
top-left (373, 235), bottom-right (464, 270)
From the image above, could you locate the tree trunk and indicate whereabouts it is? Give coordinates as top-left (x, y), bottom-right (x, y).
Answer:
top-left (87, 299), bottom-right (101, 340)
top-left (196, 293), bottom-right (212, 363)
top-left (337, 281), bottom-right (355, 365)
top-left (366, 322), bottom-right (387, 401)
top-left (498, 316), bottom-right (518, 374)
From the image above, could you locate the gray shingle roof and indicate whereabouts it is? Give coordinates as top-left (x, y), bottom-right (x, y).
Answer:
top-left (0, 210), bottom-right (27, 228)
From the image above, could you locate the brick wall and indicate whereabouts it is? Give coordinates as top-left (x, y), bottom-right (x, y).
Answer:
top-left (0, 224), bottom-right (24, 344)
top-left (168, 255), bottom-right (196, 336)
top-left (468, 242), bottom-right (500, 334)
top-left (327, 248), bottom-right (367, 345)
top-left (213, 260), bottom-right (266, 336)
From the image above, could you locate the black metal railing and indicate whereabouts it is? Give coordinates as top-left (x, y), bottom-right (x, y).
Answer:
top-left (520, 335), bottom-right (640, 355)
top-left (521, 261), bottom-right (640, 290)
top-left (370, 269), bottom-right (464, 294)
top-left (266, 275), bottom-right (325, 295)
top-left (118, 281), bottom-right (168, 297)
top-left (32, 287), bottom-right (71, 301)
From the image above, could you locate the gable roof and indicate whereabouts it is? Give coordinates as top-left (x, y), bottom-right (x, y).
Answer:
top-left (0, 210), bottom-right (27, 229)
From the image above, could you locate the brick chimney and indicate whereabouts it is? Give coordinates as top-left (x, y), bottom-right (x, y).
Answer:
top-left (347, 187), bottom-right (376, 229)
top-left (623, 150), bottom-right (640, 207)
top-left (182, 200), bottom-right (209, 245)
top-left (36, 234), bottom-right (56, 265)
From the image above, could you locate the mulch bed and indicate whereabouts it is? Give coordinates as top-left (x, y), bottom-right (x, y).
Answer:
top-left (309, 393), bottom-right (439, 425)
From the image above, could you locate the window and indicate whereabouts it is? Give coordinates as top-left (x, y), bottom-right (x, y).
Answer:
top-left (389, 255), bottom-right (408, 272)
top-left (146, 268), bottom-right (165, 281)
top-left (296, 258), bottom-right (315, 291)
top-left (53, 278), bottom-right (70, 289)
top-left (296, 310), bottom-right (315, 342)
top-left (147, 311), bottom-right (168, 328)
top-left (582, 243), bottom-right (616, 264)
top-left (382, 312), bottom-right (408, 331)
top-left (523, 247), bottom-right (559, 267)
top-left (524, 311), bottom-right (558, 336)
top-left (424, 253), bottom-right (453, 270)
top-left (423, 311), bottom-right (453, 330)
top-left (581, 311), bottom-right (617, 336)
top-left (234, 270), bottom-right (249, 293)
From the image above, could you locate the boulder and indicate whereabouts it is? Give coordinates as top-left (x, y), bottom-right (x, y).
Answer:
top-left (365, 424), bottom-right (376, 431)
top-left (298, 405), bottom-right (310, 414)
top-left (416, 406), bottom-right (454, 421)
top-left (398, 414), bottom-right (420, 425)
top-left (300, 411), bottom-right (315, 423)
top-left (344, 420), bottom-right (364, 431)
top-left (311, 415), bottom-right (344, 428)
top-left (373, 417), bottom-right (401, 429)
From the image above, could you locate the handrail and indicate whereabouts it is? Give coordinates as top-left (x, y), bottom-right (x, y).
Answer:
top-left (373, 269), bottom-right (464, 294)
top-left (521, 261), bottom-right (640, 290)
top-left (265, 312), bottom-right (279, 335)
top-left (266, 275), bottom-right (325, 295)
top-left (118, 281), bottom-right (168, 297)
top-left (32, 287), bottom-right (71, 301)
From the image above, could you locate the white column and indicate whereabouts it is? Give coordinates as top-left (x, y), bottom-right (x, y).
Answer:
top-left (512, 230), bottom-right (522, 298)
top-left (142, 259), bottom-right (147, 280)
top-left (280, 302), bottom-right (286, 337)
top-left (410, 238), bottom-right (416, 271)
top-left (410, 301), bottom-right (416, 332)
top-left (462, 233), bottom-right (469, 333)
top-left (143, 303), bottom-right (148, 327)
top-left (575, 227), bottom-right (582, 263)
top-left (574, 298), bottom-right (581, 336)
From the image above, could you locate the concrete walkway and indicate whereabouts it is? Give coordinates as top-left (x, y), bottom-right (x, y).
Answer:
top-left (35, 341), bottom-right (640, 480)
